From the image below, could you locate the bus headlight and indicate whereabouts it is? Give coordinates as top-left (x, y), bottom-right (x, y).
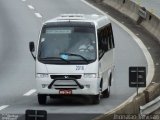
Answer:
top-left (84, 73), bottom-right (97, 78)
top-left (36, 74), bottom-right (49, 78)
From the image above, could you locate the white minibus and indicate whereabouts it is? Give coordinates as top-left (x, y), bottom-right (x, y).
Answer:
top-left (29, 14), bottom-right (115, 104)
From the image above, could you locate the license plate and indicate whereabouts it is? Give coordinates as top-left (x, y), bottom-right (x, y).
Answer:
top-left (59, 89), bottom-right (72, 95)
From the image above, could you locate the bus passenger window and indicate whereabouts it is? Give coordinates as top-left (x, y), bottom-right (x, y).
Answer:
top-left (98, 24), bottom-right (115, 60)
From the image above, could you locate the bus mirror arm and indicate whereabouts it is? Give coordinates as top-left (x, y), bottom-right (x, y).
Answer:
top-left (30, 52), bottom-right (36, 60)
top-left (29, 41), bottom-right (36, 60)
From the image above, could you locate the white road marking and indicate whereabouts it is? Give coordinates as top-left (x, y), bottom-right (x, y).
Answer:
top-left (81, 0), bottom-right (155, 114)
top-left (24, 89), bottom-right (36, 96)
top-left (28, 5), bottom-right (35, 10)
top-left (35, 13), bottom-right (42, 18)
top-left (0, 105), bottom-right (9, 111)
top-left (22, 0), bottom-right (26, 2)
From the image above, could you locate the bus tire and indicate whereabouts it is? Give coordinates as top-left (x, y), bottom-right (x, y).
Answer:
top-left (91, 94), bottom-right (100, 104)
top-left (38, 94), bottom-right (47, 105)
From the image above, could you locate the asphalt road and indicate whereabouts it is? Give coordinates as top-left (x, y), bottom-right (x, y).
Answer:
top-left (0, 0), bottom-right (147, 120)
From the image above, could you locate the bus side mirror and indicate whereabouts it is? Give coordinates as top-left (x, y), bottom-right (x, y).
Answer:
top-left (29, 41), bottom-right (35, 52)
top-left (29, 41), bottom-right (36, 60)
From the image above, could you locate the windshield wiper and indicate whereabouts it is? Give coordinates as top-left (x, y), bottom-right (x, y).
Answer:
top-left (61, 53), bottom-right (89, 63)
top-left (40, 57), bottom-right (70, 63)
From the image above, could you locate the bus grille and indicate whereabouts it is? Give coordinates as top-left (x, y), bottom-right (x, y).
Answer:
top-left (50, 75), bottom-right (81, 79)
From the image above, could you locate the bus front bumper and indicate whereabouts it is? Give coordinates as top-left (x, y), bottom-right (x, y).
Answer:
top-left (36, 78), bottom-right (101, 95)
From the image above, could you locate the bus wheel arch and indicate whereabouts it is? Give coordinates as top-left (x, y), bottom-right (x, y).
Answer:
top-left (100, 78), bottom-right (103, 90)
top-left (102, 72), bottom-right (112, 98)
top-left (109, 72), bottom-right (112, 86)
top-left (38, 94), bottom-right (47, 105)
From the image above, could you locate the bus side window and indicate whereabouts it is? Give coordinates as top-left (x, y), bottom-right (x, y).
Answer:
top-left (110, 24), bottom-right (115, 48)
top-left (98, 27), bottom-right (108, 59)
top-left (104, 24), bottom-right (115, 50)
top-left (98, 24), bottom-right (115, 60)
top-left (107, 24), bottom-right (115, 49)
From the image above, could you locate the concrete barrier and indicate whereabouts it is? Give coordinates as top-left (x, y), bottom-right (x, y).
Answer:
top-left (93, 83), bottom-right (160, 120)
top-left (144, 83), bottom-right (160, 102)
top-left (103, 0), bottom-right (124, 10)
top-left (102, 0), bottom-right (160, 43)
top-left (142, 13), bottom-right (160, 42)
top-left (103, 0), bottom-right (140, 22)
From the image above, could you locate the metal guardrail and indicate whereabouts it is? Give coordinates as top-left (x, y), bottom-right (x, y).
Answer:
top-left (140, 96), bottom-right (160, 117)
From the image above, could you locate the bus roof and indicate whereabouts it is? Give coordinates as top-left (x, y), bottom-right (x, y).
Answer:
top-left (44, 14), bottom-right (111, 29)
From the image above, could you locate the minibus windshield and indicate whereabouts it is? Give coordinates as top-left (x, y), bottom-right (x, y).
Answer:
top-left (38, 24), bottom-right (96, 64)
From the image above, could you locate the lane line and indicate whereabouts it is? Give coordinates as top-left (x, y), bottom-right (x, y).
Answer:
top-left (81, 0), bottom-right (155, 114)
top-left (23, 89), bottom-right (37, 96)
top-left (28, 5), bottom-right (35, 10)
top-left (0, 105), bottom-right (9, 111)
top-left (35, 13), bottom-right (42, 18)
top-left (21, 0), bottom-right (26, 2)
